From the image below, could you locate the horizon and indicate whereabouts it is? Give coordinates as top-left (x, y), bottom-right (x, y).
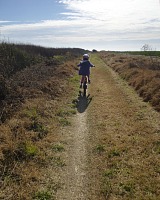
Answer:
top-left (0, 0), bottom-right (160, 51)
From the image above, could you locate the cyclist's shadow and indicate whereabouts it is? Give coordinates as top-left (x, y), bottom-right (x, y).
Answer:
top-left (75, 91), bottom-right (93, 113)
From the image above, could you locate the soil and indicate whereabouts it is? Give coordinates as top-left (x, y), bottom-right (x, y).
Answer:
top-left (54, 54), bottom-right (160, 200)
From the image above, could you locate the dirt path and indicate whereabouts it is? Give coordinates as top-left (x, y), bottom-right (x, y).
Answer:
top-left (56, 110), bottom-right (89, 199)
top-left (55, 54), bottom-right (160, 200)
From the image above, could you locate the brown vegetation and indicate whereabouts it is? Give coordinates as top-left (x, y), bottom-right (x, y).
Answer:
top-left (87, 54), bottom-right (160, 200)
top-left (1, 43), bottom-right (159, 199)
top-left (0, 43), bottom-right (85, 199)
top-left (0, 43), bottom-right (85, 122)
top-left (99, 52), bottom-right (160, 112)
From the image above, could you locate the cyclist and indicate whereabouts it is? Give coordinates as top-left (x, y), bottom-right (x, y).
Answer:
top-left (77, 54), bottom-right (95, 88)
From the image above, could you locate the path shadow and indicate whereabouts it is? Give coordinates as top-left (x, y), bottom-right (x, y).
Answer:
top-left (74, 91), bottom-right (93, 113)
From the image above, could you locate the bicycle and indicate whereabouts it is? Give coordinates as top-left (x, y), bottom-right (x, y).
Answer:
top-left (80, 75), bottom-right (88, 97)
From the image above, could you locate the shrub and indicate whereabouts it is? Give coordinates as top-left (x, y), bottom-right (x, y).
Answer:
top-left (52, 144), bottom-right (65, 152)
top-left (0, 75), bottom-right (8, 100)
top-left (33, 190), bottom-right (52, 200)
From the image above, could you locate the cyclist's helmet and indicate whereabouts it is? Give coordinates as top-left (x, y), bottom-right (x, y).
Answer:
top-left (83, 54), bottom-right (89, 60)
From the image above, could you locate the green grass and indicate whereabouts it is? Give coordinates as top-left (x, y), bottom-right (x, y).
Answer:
top-left (52, 144), bottom-right (65, 152)
top-left (56, 107), bottom-right (76, 127)
top-left (53, 55), bottom-right (66, 63)
top-left (118, 182), bottom-right (135, 196)
top-left (56, 109), bottom-right (76, 117)
top-left (108, 149), bottom-right (121, 158)
top-left (30, 120), bottom-right (48, 139)
top-left (94, 144), bottom-right (105, 154)
top-left (30, 121), bottom-right (47, 132)
top-left (101, 179), bottom-right (111, 198)
top-left (24, 108), bottom-right (39, 120)
top-left (33, 190), bottom-right (52, 200)
top-left (16, 142), bottom-right (39, 160)
top-left (25, 142), bottom-right (38, 157)
top-left (104, 169), bottom-right (116, 179)
top-left (59, 118), bottom-right (71, 126)
top-left (68, 74), bottom-right (79, 84)
top-left (71, 99), bottom-right (79, 109)
top-left (52, 156), bottom-right (66, 167)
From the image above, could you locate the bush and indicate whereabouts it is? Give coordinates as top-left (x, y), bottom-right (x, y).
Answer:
top-left (0, 75), bottom-right (8, 100)
top-left (99, 52), bottom-right (160, 112)
top-left (0, 42), bottom-right (34, 78)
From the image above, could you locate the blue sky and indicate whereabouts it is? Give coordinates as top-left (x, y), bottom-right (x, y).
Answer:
top-left (0, 0), bottom-right (160, 51)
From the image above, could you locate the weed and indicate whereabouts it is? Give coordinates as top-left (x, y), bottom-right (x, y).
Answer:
top-left (25, 142), bottom-right (38, 157)
top-left (30, 120), bottom-right (48, 139)
top-left (101, 179), bottom-right (112, 199)
top-left (152, 141), bottom-right (160, 154)
top-left (2, 173), bottom-right (22, 185)
top-left (30, 121), bottom-right (44, 132)
top-left (33, 190), bottom-right (52, 200)
top-left (119, 182), bottom-right (135, 196)
top-left (56, 109), bottom-right (76, 117)
top-left (69, 75), bottom-right (79, 83)
top-left (59, 118), bottom-right (71, 126)
top-left (52, 144), bottom-right (65, 152)
top-left (108, 149), bottom-right (120, 158)
top-left (24, 108), bottom-right (38, 120)
top-left (71, 99), bottom-right (78, 108)
top-left (69, 109), bottom-right (77, 115)
top-left (52, 156), bottom-right (66, 167)
top-left (104, 169), bottom-right (115, 179)
top-left (10, 142), bottom-right (39, 161)
top-left (94, 144), bottom-right (105, 154)
top-left (16, 142), bottom-right (38, 158)
top-left (56, 110), bottom-right (69, 117)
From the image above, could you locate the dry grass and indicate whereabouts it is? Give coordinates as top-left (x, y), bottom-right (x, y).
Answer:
top-left (0, 80), bottom-right (77, 199)
top-left (87, 54), bottom-right (160, 200)
top-left (1, 46), bottom-right (159, 199)
top-left (0, 43), bottom-right (82, 199)
top-left (99, 52), bottom-right (160, 112)
top-left (0, 98), bottom-right (67, 199)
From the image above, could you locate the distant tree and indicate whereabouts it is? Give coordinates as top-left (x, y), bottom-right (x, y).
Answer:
top-left (92, 49), bottom-right (98, 53)
top-left (141, 44), bottom-right (151, 51)
top-left (141, 44), bottom-right (160, 70)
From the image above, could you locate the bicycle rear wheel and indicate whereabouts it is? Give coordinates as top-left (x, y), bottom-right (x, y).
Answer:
top-left (83, 82), bottom-right (87, 97)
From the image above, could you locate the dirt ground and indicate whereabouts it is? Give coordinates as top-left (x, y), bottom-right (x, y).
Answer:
top-left (53, 54), bottom-right (160, 200)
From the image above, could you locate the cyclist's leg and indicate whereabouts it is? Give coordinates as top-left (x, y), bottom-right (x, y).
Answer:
top-left (88, 75), bottom-right (90, 83)
top-left (85, 76), bottom-right (88, 83)
top-left (80, 75), bottom-right (85, 88)
top-left (82, 75), bottom-right (86, 83)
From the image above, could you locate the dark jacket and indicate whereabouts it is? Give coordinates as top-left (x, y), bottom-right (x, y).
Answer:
top-left (78, 60), bottom-right (94, 76)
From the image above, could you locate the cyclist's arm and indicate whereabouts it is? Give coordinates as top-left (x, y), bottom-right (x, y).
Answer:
top-left (90, 63), bottom-right (95, 67)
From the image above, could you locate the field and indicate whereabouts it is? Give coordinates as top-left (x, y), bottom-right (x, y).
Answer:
top-left (0, 43), bottom-right (160, 199)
